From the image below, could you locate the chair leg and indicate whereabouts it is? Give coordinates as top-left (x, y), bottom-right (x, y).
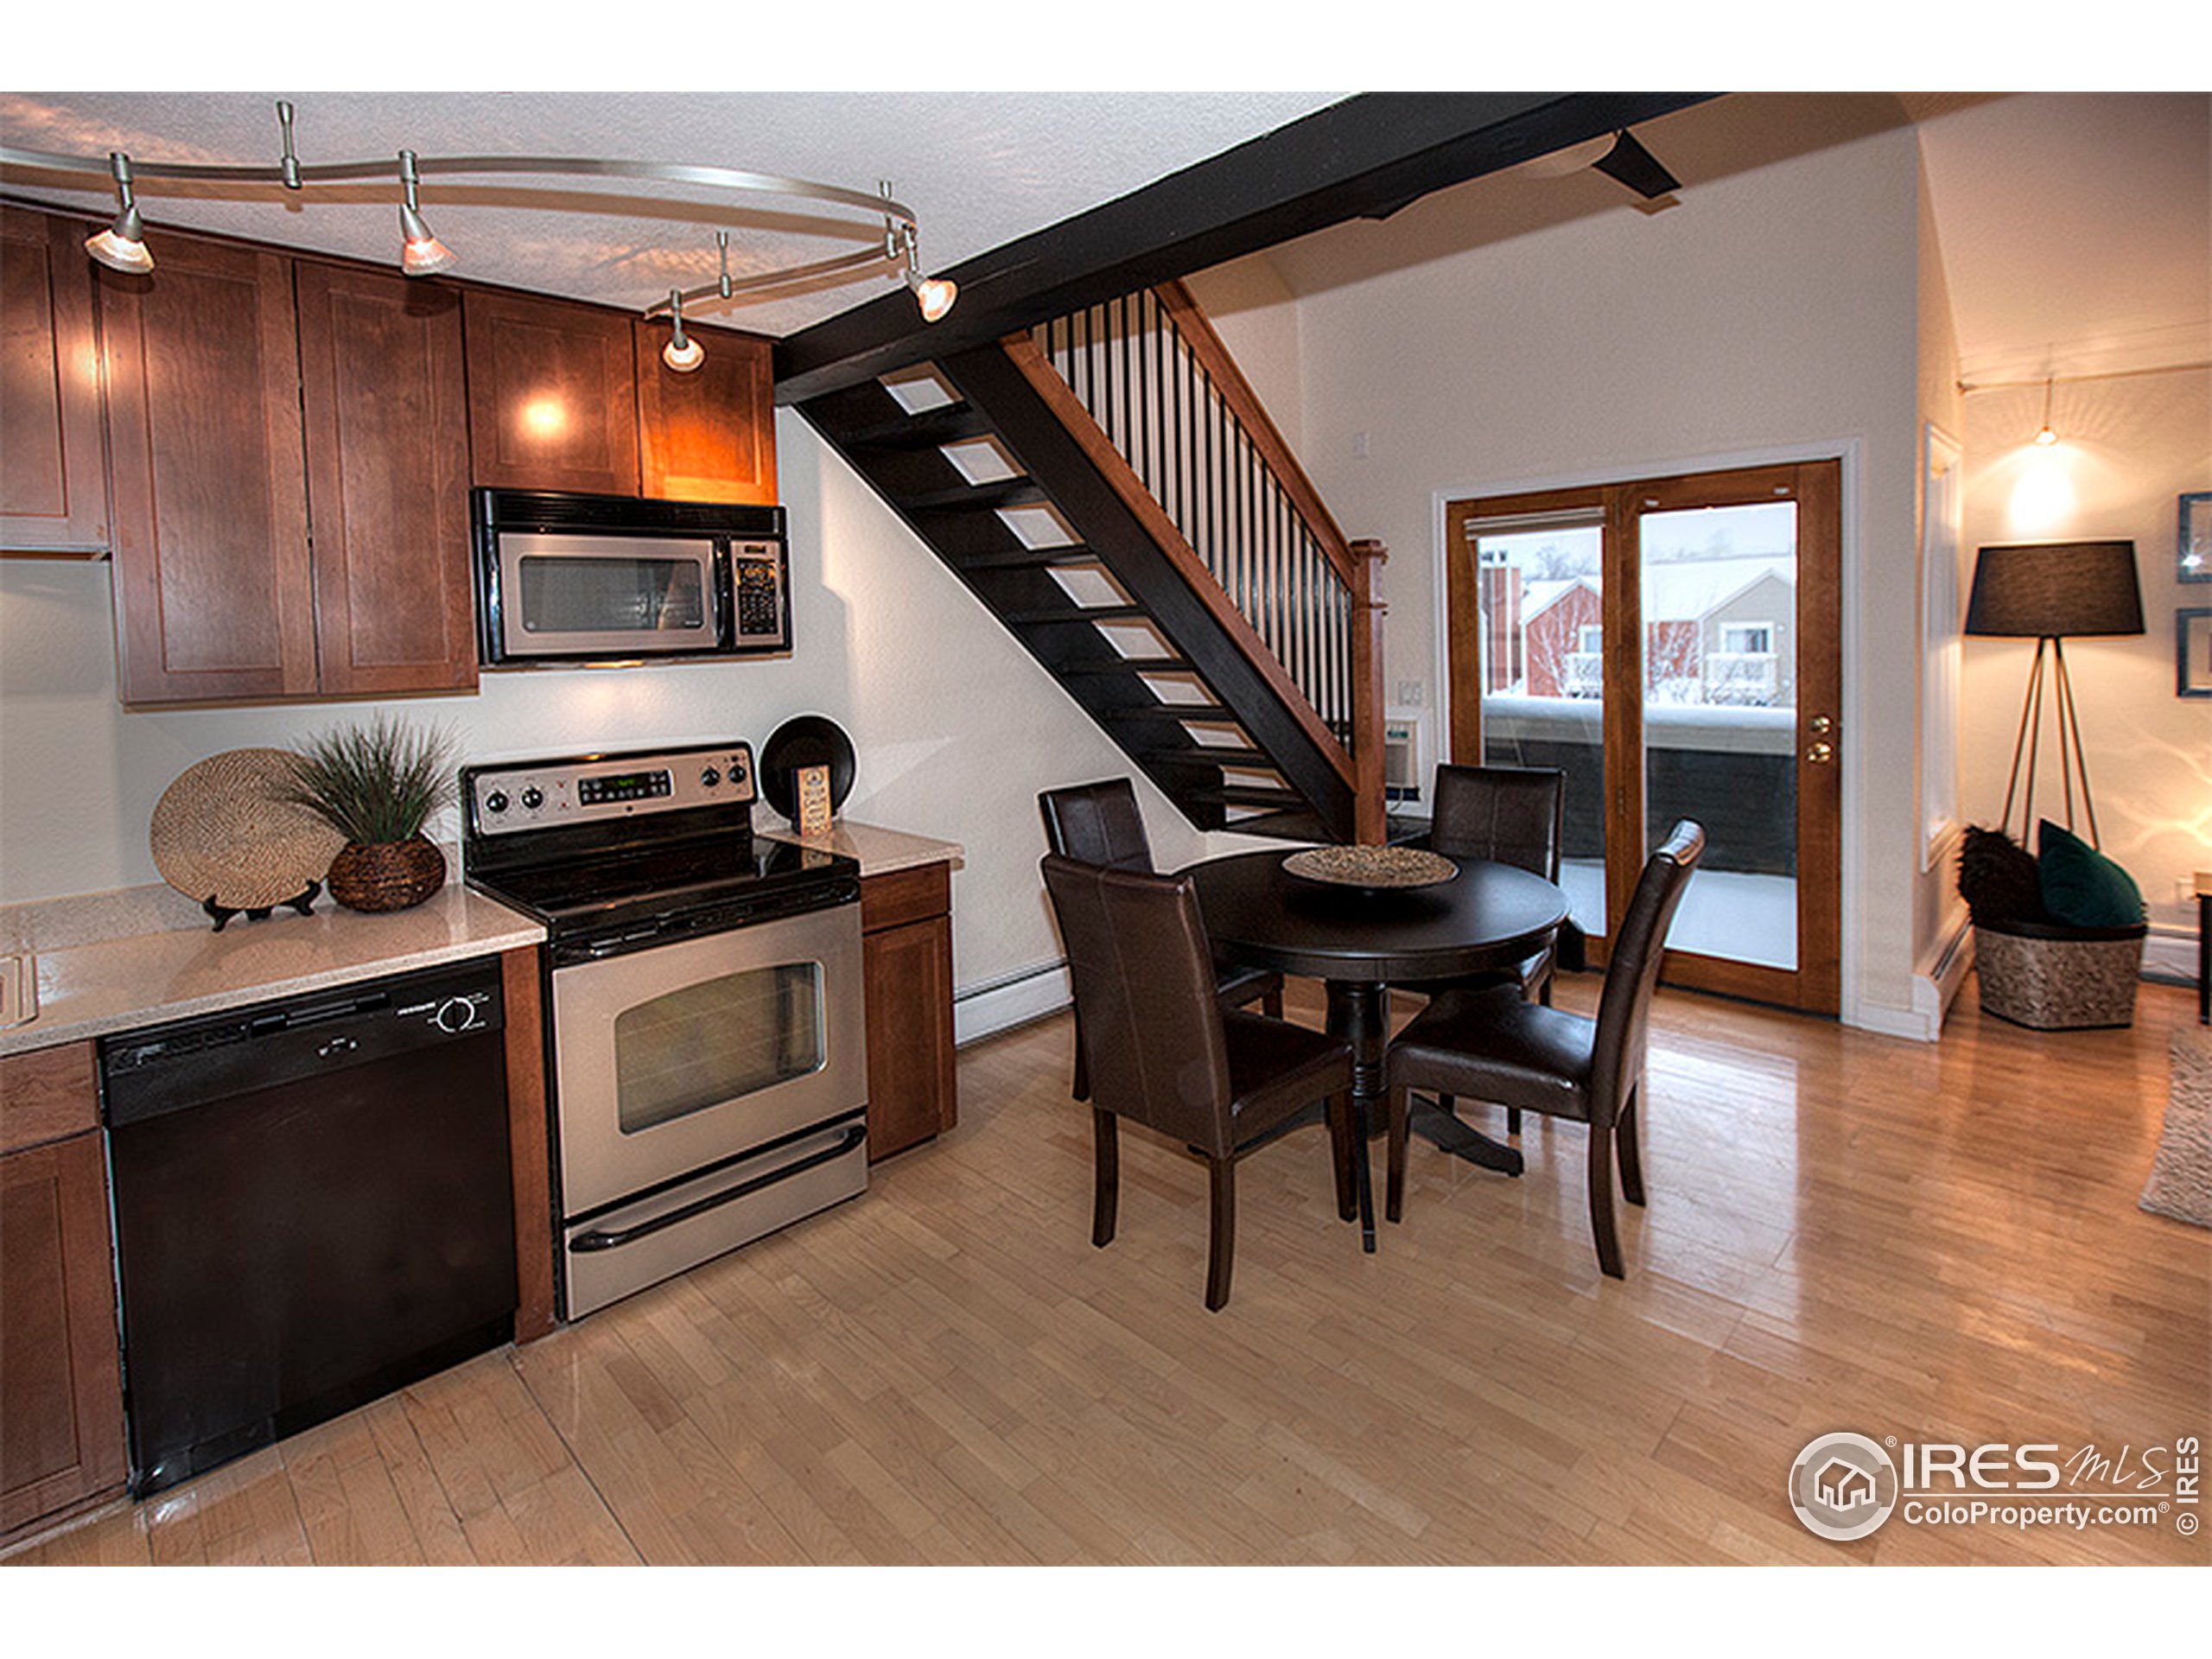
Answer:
top-left (1586, 1122), bottom-right (1624, 1279)
top-left (1386, 1085), bottom-right (1409, 1224)
top-left (1616, 1085), bottom-right (1647, 1207)
top-left (1325, 1089), bottom-right (1357, 1221)
top-left (1262, 983), bottom-right (1284, 1020)
top-left (1205, 1156), bottom-right (1236, 1311)
top-left (1505, 1107), bottom-right (1522, 1137)
top-left (1091, 1109), bottom-right (1118, 1247)
top-left (1071, 1010), bottom-right (1090, 1102)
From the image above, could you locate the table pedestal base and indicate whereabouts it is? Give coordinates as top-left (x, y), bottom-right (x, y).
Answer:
top-left (1406, 1095), bottom-right (1525, 1176)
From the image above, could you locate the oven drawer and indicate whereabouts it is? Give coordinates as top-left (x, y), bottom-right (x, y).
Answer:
top-left (562, 1112), bottom-right (866, 1318)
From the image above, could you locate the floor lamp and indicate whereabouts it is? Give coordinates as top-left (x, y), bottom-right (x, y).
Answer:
top-left (1965, 540), bottom-right (2144, 850)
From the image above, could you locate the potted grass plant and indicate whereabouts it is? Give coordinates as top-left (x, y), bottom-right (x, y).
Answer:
top-left (281, 717), bottom-right (458, 912)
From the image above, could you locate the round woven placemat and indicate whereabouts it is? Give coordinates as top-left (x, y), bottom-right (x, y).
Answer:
top-left (149, 748), bottom-right (346, 911)
top-left (1282, 844), bottom-right (1459, 891)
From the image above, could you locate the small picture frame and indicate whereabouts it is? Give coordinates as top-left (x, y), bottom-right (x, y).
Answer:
top-left (795, 763), bottom-right (834, 836)
top-left (2182, 492), bottom-right (2212, 582)
top-left (2180, 607), bottom-right (2212, 698)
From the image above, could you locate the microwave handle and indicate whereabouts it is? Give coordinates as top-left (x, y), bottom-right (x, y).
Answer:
top-left (713, 539), bottom-right (734, 649)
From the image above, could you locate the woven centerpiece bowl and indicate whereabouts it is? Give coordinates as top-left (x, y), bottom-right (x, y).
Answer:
top-left (1281, 844), bottom-right (1459, 893)
top-left (327, 836), bottom-right (447, 913)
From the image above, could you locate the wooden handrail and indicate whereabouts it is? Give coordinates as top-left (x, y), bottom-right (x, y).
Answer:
top-left (1152, 280), bottom-right (1358, 591)
top-left (1001, 331), bottom-right (1358, 789)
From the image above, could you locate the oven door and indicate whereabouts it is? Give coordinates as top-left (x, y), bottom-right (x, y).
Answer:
top-left (550, 904), bottom-right (865, 1217)
top-left (493, 531), bottom-right (723, 658)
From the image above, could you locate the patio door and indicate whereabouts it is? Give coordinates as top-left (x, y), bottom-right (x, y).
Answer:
top-left (1443, 460), bottom-right (1840, 1013)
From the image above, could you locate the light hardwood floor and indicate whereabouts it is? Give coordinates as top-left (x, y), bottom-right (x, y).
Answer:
top-left (9, 976), bottom-right (2207, 1567)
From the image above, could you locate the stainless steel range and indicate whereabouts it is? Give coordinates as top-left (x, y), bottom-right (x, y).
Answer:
top-left (461, 740), bottom-right (867, 1319)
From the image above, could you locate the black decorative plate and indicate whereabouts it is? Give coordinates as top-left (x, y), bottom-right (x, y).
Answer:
top-left (760, 715), bottom-right (856, 823)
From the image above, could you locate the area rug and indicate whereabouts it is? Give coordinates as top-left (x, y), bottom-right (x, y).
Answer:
top-left (2141, 1024), bottom-right (2212, 1228)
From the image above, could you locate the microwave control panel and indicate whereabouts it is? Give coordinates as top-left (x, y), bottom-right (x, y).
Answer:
top-left (730, 543), bottom-right (788, 645)
top-left (466, 742), bottom-right (756, 836)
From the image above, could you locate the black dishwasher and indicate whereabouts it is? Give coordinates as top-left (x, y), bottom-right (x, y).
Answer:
top-left (101, 957), bottom-right (518, 1496)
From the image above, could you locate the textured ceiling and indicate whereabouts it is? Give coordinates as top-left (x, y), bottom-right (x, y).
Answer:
top-left (0, 90), bottom-right (1349, 335)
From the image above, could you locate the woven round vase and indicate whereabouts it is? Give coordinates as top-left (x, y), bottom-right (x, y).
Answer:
top-left (327, 836), bottom-right (447, 913)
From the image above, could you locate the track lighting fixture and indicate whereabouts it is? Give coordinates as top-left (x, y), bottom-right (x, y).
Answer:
top-left (662, 290), bottom-right (704, 372)
top-left (397, 150), bottom-right (456, 277)
top-left (84, 152), bottom-right (153, 274)
top-left (7, 100), bottom-right (950, 327)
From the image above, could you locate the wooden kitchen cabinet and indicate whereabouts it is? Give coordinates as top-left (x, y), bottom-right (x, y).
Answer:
top-left (97, 231), bottom-right (479, 704)
top-left (0, 207), bottom-right (110, 556)
top-left (634, 319), bottom-right (778, 505)
top-left (463, 289), bottom-right (641, 496)
top-left (99, 231), bottom-right (317, 704)
top-left (0, 1042), bottom-right (128, 1540)
top-left (860, 862), bottom-right (958, 1161)
top-left (295, 260), bottom-right (477, 696)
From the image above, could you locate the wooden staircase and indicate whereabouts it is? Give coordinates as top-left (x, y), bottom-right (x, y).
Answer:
top-left (795, 282), bottom-right (1386, 843)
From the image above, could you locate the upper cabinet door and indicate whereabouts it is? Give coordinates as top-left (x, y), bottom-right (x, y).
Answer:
top-left (0, 208), bottom-right (111, 555)
top-left (634, 320), bottom-right (778, 505)
top-left (296, 263), bottom-right (477, 696)
top-left (99, 232), bottom-right (315, 705)
top-left (463, 291), bottom-right (640, 495)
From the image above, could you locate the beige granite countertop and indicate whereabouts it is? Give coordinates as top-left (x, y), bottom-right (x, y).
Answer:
top-left (0, 879), bottom-right (543, 1058)
top-left (760, 818), bottom-right (963, 878)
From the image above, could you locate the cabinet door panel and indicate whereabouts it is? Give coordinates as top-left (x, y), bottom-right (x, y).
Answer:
top-left (464, 291), bottom-right (639, 495)
top-left (1, 1131), bottom-right (127, 1536)
top-left (99, 233), bottom-right (314, 703)
top-left (0, 207), bottom-right (109, 553)
top-left (862, 912), bottom-right (957, 1161)
top-left (635, 320), bottom-right (777, 504)
top-left (296, 263), bottom-right (477, 695)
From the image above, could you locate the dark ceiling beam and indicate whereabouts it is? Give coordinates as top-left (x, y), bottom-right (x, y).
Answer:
top-left (773, 91), bottom-right (1717, 404)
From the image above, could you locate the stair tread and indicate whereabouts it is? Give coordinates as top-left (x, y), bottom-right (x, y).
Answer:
top-left (1138, 745), bottom-right (1274, 768)
top-left (1187, 784), bottom-right (1306, 807)
top-left (1108, 703), bottom-right (1238, 721)
top-left (947, 544), bottom-right (1100, 569)
top-left (899, 478), bottom-right (1046, 512)
top-left (1002, 605), bottom-right (1150, 625)
top-left (832, 403), bottom-right (990, 449)
top-left (1058, 656), bottom-right (1193, 676)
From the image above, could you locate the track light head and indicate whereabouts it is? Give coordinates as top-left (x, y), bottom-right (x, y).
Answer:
top-left (85, 153), bottom-right (154, 274)
top-left (906, 269), bottom-right (957, 323)
top-left (661, 291), bottom-right (704, 372)
top-left (397, 151), bottom-right (455, 277)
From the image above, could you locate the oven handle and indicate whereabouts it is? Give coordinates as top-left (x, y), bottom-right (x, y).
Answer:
top-left (569, 1124), bottom-right (867, 1253)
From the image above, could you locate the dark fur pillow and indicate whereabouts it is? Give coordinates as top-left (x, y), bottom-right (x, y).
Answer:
top-left (1958, 824), bottom-right (2047, 925)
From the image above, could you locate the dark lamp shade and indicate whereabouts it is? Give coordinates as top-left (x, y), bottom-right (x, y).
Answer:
top-left (1964, 541), bottom-right (2144, 638)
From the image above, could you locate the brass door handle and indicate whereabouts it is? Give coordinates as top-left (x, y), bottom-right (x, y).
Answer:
top-left (1805, 741), bottom-right (1834, 765)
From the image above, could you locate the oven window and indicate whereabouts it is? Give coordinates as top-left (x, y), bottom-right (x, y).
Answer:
top-left (612, 962), bottom-right (824, 1133)
top-left (518, 555), bottom-right (707, 633)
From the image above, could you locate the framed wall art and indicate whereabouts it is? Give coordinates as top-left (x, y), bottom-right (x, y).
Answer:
top-left (2181, 607), bottom-right (2212, 698)
top-left (2183, 492), bottom-right (2211, 582)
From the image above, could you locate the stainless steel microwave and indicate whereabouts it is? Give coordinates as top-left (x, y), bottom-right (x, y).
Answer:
top-left (473, 488), bottom-right (790, 666)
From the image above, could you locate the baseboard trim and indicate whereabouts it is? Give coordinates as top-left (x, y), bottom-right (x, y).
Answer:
top-left (954, 959), bottom-right (1070, 1046)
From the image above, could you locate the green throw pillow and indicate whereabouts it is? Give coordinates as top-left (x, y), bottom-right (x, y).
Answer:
top-left (2037, 820), bottom-right (2145, 928)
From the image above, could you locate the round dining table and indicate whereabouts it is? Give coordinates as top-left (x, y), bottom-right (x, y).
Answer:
top-left (1182, 848), bottom-right (1570, 1251)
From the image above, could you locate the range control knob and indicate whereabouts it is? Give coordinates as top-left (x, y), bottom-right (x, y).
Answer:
top-left (701, 766), bottom-right (721, 789)
top-left (484, 790), bottom-right (510, 815)
top-left (520, 786), bottom-right (544, 810)
top-left (432, 997), bottom-right (479, 1033)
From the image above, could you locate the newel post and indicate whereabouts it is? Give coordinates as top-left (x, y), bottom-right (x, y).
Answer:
top-left (1350, 537), bottom-right (1389, 846)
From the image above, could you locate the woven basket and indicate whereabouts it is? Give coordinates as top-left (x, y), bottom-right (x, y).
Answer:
top-left (327, 837), bottom-right (446, 913)
top-left (1974, 918), bottom-right (2145, 1030)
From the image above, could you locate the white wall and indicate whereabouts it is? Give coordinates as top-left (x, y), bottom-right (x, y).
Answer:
top-left (1958, 367), bottom-right (2212, 976)
top-left (0, 408), bottom-right (1216, 1023)
top-left (1246, 126), bottom-right (1930, 1030)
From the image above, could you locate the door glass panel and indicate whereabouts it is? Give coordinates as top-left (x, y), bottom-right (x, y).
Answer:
top-left (613, 962), bottom-right (823, 1133)
top-left (1637, 500), bottom-right (1798, 969)
top-left (1471, 521), bottom-right (1607, 941)
top-left (518, 555), bottom-right (707, 633)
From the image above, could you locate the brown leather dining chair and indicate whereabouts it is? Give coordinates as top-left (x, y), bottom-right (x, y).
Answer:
top-left (1405, 763), bottom-right (1569, 1135)
top-left (1384, 821), bottom-right (1704, 1279)
top-left (1040, 854), bottom-right (1357, 1311)
top-left (1039, 779), bottom-right (1285, 1103)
